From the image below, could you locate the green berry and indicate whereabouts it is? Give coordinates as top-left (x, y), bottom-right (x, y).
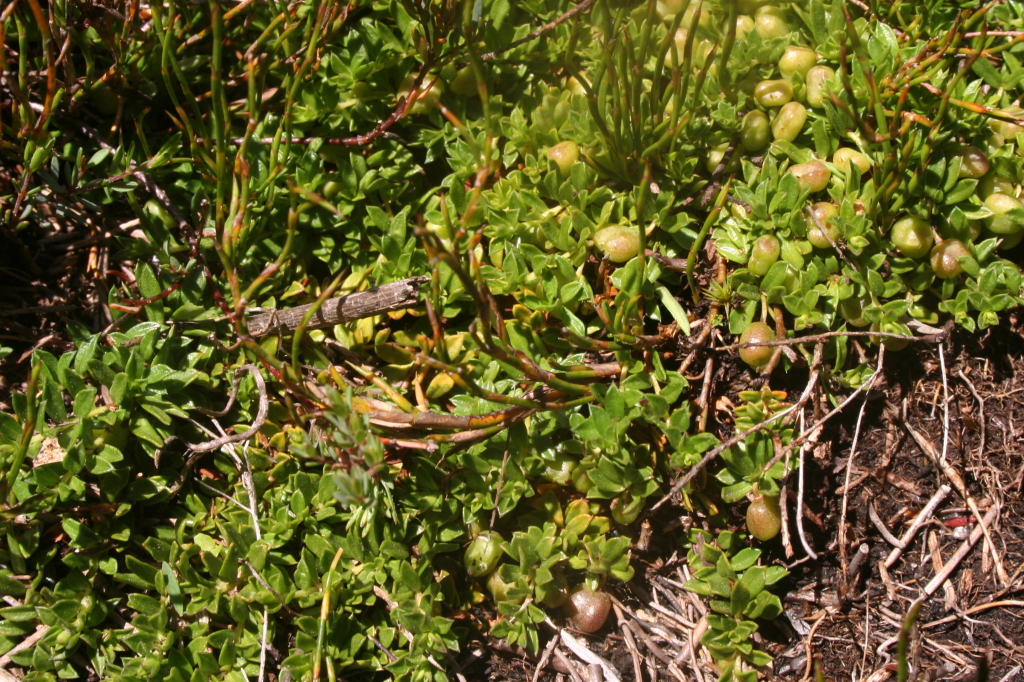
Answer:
top-left (788, 161), bottom-right (830, 193)
top-left (464, 531), bottom-right (504, 577)
top-left (833, 148), bottom-right (871, 177)
top-left (739, 322), bottom-right (776, 369)
top-left (839, 296), bottom-right (871, 328)
top-left (983, 193), bottom-right (1024, 235)
top-left (990, 106), bottom-right (1024, 142)
top-left (950, 144), bottom-right (990, 178)
top-left (594, 225), bottom-right (640, 263)
top-left (754, 78), bottom-right (793, 107)
top-left (930, 239), bottom-right (970, 279)
top-left (449, 66), bottom-right (478, 97)
top-left (805, 65), bottom-right (835, 108)
top-left (748, 235), bottom-right (780, 276)
top-left (547, 141), bottom-right (580, 177)
top-left (771, 101), bottom-right (807, 142)
top-left (977, 174), bottom-right (1015, 200)
top-left (741, 110), bottom-right (770, 152)
top-left (806, 202), bottom-right (840, 248)
top-left (754, 6), bottom-right (789, 39)
top-left (746, 493), bottom-right (782, 541)
top-left (891, 216), bottom-right (934, 259)
top-left (778, 46), bottom-right (816, 81)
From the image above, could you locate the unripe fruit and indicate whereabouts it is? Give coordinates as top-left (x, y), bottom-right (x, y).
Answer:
top-left (978, 174), bottom-right (1015, 200)
top-left (778, 46), bottom-right (817, 81)
top-left (754, 79), bottom-right (793, 107)
top-left (542, 575), bottom-right (570, 608)
top-left (748, 235), bottom-right (780, 276)
top-left (746, 493), bottom-right (782, 541)
top-left (996, 229), bottom-right (1024, 249)
top-left (788, 161), bottom-right (830, 192)
top-left (564, 587), bottom-right (612, 633)
top-left (871, 321), bottom-right (910, 351)
top-left (930, 239), bottom-right (970, 279)
top-left (706, 142), bottom-right (741, 173)
top-left (771, 101), bottom-right (807, 142)
top-left (449, 66), bottom-right (478, 97)
top-left (805, 65), bottom-right (836, 108)
top-left (739, 322), bottom-right (776, 369)
top-left (983, 193), bottom-right (1024, 235)
top-left (566, 76), bottom-right (587, 97)
top-left (397, 73), bottom-right (444, 114)
top-left (741, 110), bottom-right (770, 152)
top-left (754, 6), bottom-right (789, 39)
top-left (541, 454), bottom-right (577, 487)
top-left (735, 15), bottom-right (754, 39)
top-left (990, 106), bottom-right (1024, 142)
top-left (806, 202), bottom-right (840, 248)
top-left (664, 29), bottom-right (689, 67)
top-left (891, 216), bottom-right (934, 259)
top-left (464, 531), bottom-right (504, 577)
top-left (594, 226), bottom-right (640, 263)
top-left (547, 141), bottom-right (580, 177)
top-left (322, 180), bottom-right (342, 200)
top-left (832, 148), bottom-right (871, 177)
top-left (487, 569), bottom-right (519, 603)
top-left (950, 144), bottom-right (990, 178)
top-left (839, 296), bottom-right (871, 327)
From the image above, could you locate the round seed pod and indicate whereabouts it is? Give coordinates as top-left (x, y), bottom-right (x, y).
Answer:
top-left (564, 587), bottom-right (612, 633)
top-left (754, 6), bottom-right (789, 39)
top-left (706, 142), bottom-right (742, 173)
top-left (735, 14), bottom-right (755, 39)
top-left (990, 105), bottom-right (1024, 142)
top-left (741, 110), bottom-right (770, 152)
top-left (994, 229), bottom-right (1024, 249)
top-left (754, 78), bottom-right (793, 108)
top-left (930, 239), bottom-right (971, 279)
top-left (746, 493), bottom-right (782, 541)
top-left (806, 202), bottom-right (841, 248)
top-left (464, 531), bottom-right (504, 577)
top-left (871, 321), bottom-right (910, 351)
top-left (950, 144), bottom-right (990, 179)
top-left (748, 235), bottom-right (781, 276)
top-left (983, 193), bottom-right (1024, 235)
top-left (788, 161), bottom-right (831, 193)
top-left (805, 65), bottom-right (836, 108)
top-left (832, 148), bottom-right (871, 177)
top-left (772, 101), bottom-right (807, 142)
top-left (977, 174), bottom-right (1015, 200)
top-left (487, 569), bottom-right (519, 603)
top-left (839, 296), bottom-right (871, 328)
top-left (739, 321), bottom-right (776, 369)
top-left (778, 45), bottom-right (817, 81)
top-left (594, 226), bottom-right (640, 263)
top-left (891, 216), bottom-right (934, 259)
top-left (449, 66), bottom-right (478, 96)
top-left (397, 73), bottom-right (444, 115)
top-left (547, 141), bottom-right (580, 177)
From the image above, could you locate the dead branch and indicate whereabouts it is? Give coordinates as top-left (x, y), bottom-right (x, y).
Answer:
top-left (246, 277), bottom-right (428, 336)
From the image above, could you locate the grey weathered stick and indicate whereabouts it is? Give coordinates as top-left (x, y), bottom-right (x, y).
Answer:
top-left (246, 276), bottom-right (428, 337)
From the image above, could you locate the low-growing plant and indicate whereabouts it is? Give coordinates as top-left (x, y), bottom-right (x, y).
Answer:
top-left (3, 0), bottom-right (1024, 681)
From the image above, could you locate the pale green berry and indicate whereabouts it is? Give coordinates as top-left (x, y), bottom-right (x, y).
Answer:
top-left (771, 101), bottom-right (807, 142)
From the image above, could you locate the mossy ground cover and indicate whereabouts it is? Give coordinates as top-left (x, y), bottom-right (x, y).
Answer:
top-left (1, 1), bottom-right (1024, 681)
